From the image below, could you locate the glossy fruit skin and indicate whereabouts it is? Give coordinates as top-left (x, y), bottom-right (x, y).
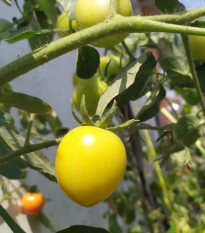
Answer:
top-left (99, 55), bottom-right (121, 78)
top-left (189, 35), bottom-right (205, 62)
top-left (57, 12), bottom-right (77, 37)
top-left (73, 74), bottom-right (108, 115)
top-left (22, 192), bottom-right (45, 215)
top-left (55, 126), bottom-right (126, 207)
top-left (75, 0), bottom-right (133, 48)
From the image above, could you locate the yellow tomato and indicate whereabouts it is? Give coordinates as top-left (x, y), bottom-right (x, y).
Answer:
top-left (75, 0), bottom-right (133, 48)
top-left (57, 12), bottom-right (77, 37)
top-left (189, 35), bottom-right (205, 62)
top-left (55, 126), bottom-right (126, 207)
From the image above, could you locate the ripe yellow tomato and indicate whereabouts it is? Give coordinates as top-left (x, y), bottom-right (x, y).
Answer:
top-left (75, 0), bottom-right (133, 48)
top-left (189, 35), bottom-right (205, 62)
top-left (57, 12), bottom-right (77, 37)
top-left (55, 126), bottom-right (126, 207)
top-left (73, 74), bottom-right (108, 115)
top-left (99, 55), bottom-right (121, 78)
top-left (22, 192), bottom-right (45, 215)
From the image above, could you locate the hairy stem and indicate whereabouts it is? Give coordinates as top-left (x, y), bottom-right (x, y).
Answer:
top-left (0, 138), bottom-right (62, 165)
top-left (1, 10), bottom-right (205, 86)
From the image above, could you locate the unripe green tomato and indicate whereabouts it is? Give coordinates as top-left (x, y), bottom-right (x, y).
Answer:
top-left (75, 0), bottom-right (133, 48)
top-left (57, 12), bottom-right (77, 37)
top-left (72, 72), bottom-right (80, 87)
top-left (99, 55), bottom-right (121, 78)
top-left (73, 74), bottom-right (108, 115)
top-left (189, 35), bottom-right (205, 62)
top-left (55, 126), bottom-right (126, 207)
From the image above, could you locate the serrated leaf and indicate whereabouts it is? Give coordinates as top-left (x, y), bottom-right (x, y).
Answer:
top-left (136, 84), bottom-right (166, 121)
top-left (57, 225), bottom-right (110, 233)
top-left (77, 46), bottom-right (100, 79)
top-left (116, 52), bottom-right (156, 106)
top-left (155, 0), bottom-right (185, 13)
top-left (175, 115), bottom-right (201, 147)
top-left (96, 53), bottom-right (156, 116)
top-left (159, 55), bottom-right (193, 88)
top-left (0, 92), bottom-right (51, 114)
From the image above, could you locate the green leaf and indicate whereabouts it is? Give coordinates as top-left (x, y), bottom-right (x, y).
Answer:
top-left (175, 115), bottom-right (201, 147)
top-left (35, 0), bottom-right (58, 26)
top-left (159, 55), bottom-right (193, 88)
top-left (57, 225), bottom-right (110, 233)
top-left (175, 87), bottom-right (199, 105)
top-left (77, 46), bottom-right (100, 79)
top-left (0, 92), bottom-right (51, 114)
top-left (0, 205), bottom-right (26, 233)
top-left (155, 0), bottom-right (185, 13)
top-left (197, 64), bottom-right (205, 92)
top-left (0, 19), bottom-right (13, 40)
top-left (136, 84), bottom-right (166, 121)
top-left (96, 53), bottom-right (156, 116)
top-left (57, 0), bottom-right (78, 18)
top-left (109, 214), bottom-right (123, 233)
top-left (6, 31), bottom-right (37, 43)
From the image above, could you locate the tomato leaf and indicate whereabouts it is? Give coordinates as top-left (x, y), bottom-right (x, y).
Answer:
top-left (197, 64), bottom-right (205, 92)
top-left (6, 30), bottom-right (37, 43)
top-left (159, 55), bottom-right (193, 88)
top-left (109, 214), bottom-right (123, 233)
top-left (136, 83), bottom-right (166, 121)
top-left (77, 46), bottom-right (100, 79)
top-left (57, 225), bottom-right (110, 233)
top-left (0, 92), bottom-right (51, 114)
top-left (0, 205), bottom-right (26, 233)
top-left (155, 0), bottom-right (185, 13)
top-left (174, 115), bottom-right (201, 147)
top-left (57, 0), bottom-right (78, 18)
top-left (0, 19), bottom-right (14, 41)
top-left (35, 0), bottom-right (58, 26)
top-left (175, 87), bottom-right (199, 105)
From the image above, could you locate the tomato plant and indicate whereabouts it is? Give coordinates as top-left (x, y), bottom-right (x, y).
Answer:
top-left (75, 0), bottom-right (133, 48)
top-left (22, 192), bottom-right (45, 216)
top-left (189, 35), bottom-right (205, 62)
top-left (55, 126), bottom-right (126, 207)
top-left (73, 73), bottom-right (108, 115)
top-left (99, 55), bottom-right (121, 79)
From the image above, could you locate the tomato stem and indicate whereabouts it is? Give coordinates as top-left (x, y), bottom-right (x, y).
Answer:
top-left (109, 0), bottom-right (117, 15)
top-left (1, 8), bottom-right (205, 86)
top-left (181, 35), bottom-right (205, 118)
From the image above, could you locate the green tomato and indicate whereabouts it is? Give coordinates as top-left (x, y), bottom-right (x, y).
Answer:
top-left (57, 12), bottom-right (77, 38)
top-left (189, 35), bottom-right (205, 62)
top-left (75, 0), bottom-right (133, 48)
top-left (73, 74), bottom-right (108, 115)
top-left (72, 72), bottom-right (80, 87)
top-left (99, 55), bottom-right (121, 78)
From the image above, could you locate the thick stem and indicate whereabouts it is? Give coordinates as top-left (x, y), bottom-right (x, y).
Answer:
top-left (181, 35), bottom-right (205, 117)
top-left (1, 11), bottom-right (205, 86)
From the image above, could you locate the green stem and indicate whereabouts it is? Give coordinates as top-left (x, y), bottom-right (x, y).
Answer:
top-left (14, 0), bottom-right (24, 16)
top-left (0, 138), bottom-right (61, 165)
top-left (0, 204), bottom-right (26, 233)
top-left (144, 7), bottom-right (205, 24)
top-left (1, 9), bottom-right (205, 86)
top-left (143, 129), bottom-right (172, 212)
top-left (24, 113), bottom-right (35, 146)
top-left (109, 0), bottom-right (117, 15)
top-left (181, 35), bottom-right (205, 117)
top-left (121, 41), bottom-right (136, 61)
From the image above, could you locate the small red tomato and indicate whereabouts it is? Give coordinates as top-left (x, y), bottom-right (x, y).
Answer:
top-left (22, 192), bottom-right (45, 215)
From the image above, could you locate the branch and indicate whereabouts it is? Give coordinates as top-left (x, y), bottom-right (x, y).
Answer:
top-left (0, 138), bottom-right (61, 165)
top-left (1, 8), bottom-right (205, 86)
